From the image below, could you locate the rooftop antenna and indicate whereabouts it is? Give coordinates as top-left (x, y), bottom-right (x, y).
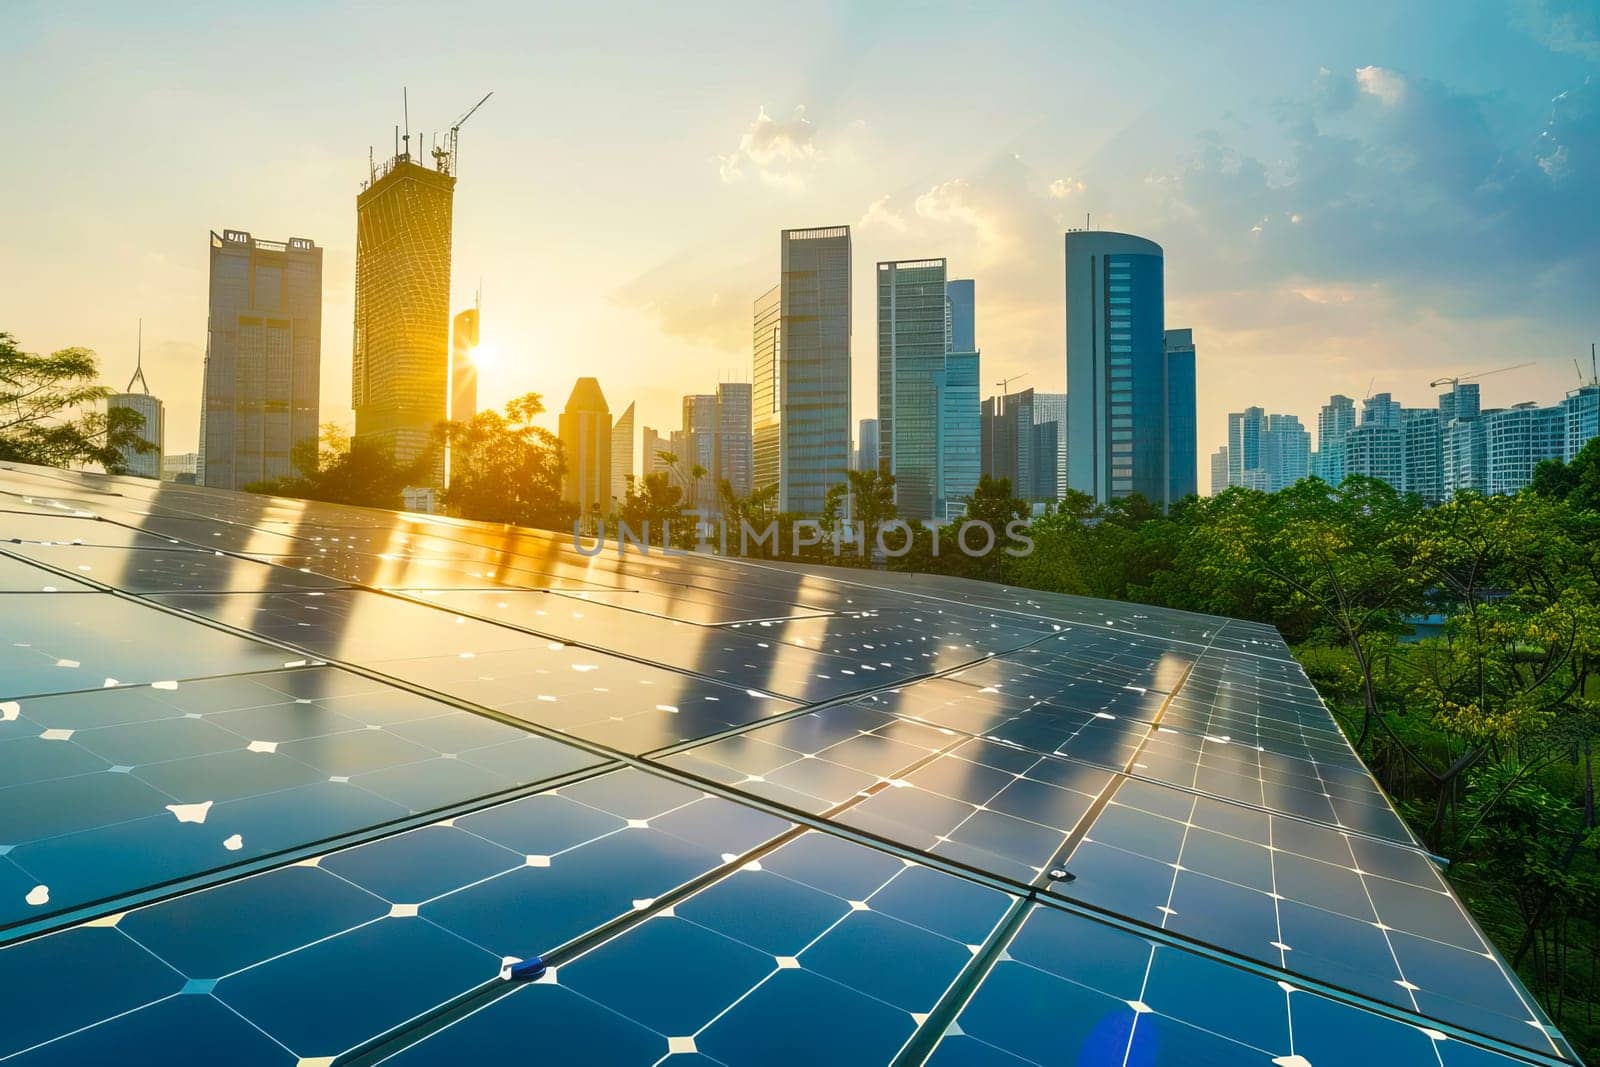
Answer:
top-left (401, 87), bottom-right (411, 161)
top-left (1086, 212), bottom-right (1091, 230)
top-left (126, 319), bottom-right (150, 395)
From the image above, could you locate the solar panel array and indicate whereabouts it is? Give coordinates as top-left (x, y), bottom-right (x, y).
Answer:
top-left (0, 461), bottom-right (1575, 1065)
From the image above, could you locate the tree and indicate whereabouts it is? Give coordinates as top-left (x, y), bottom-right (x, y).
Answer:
top-left (0, 332), bottom-right (153, 472)
top-left (440, 393), bottom-right (573, 530)
top-left (620, 471), bottom-right (686, 547)
top-left (1186, 477), bottom-right (1427, 750)
top-left (1532, 437), bottom-right (1600, 514)
top-left (245, 423), bottom-right (424, 510)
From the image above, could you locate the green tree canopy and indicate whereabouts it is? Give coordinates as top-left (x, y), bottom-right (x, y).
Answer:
top-left (440, 393), bottom-right (572, 531)
top-left (0, 332), bottom-right (153, 473)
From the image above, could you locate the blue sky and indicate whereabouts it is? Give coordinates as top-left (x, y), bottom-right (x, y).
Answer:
top-left (2, 0), bottom-right (1595, 472)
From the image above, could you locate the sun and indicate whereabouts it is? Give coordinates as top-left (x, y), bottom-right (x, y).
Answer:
top-left (470, 342), bottom-right (498, 369)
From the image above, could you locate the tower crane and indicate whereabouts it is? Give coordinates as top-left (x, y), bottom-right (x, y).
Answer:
top-left (1428, 362), bottom-right (1534, 391)
top-left (433, 91), bottom-right (494, 177)
top-left (995, 372), bottom-right (1030, 396)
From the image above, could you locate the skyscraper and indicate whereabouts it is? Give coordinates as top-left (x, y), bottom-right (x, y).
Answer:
top-left (107, 327), bottom-right (163, 479)
top-left (1485, 403), bottom-right (1564, 495)
top-left (681, 393), bottom-right (719, 512)
top-left (559, 378), bottom-right (611, 518)
top-left (946, 278), bottom-right (975, 353)
top-left (1312, 395), bottom-right (1356, 486)
top-left (450, 305), bottom-right (479, 424)
top-left (1163, 328), bottom-right (1198, 502)
top-left (1210, 446), bottom-right (1229, 496)
top-left (1066, 231), bottom-right (1190, 508)
top-left (1565, 384), bottom-right (1599, 461)
top-left (201, 229), bottom-right (322, 489)
top-left (642, 426), bottom-right (668, 479)
top-left (1345, 393), bottom-right (1404, 488)
top-left (715, 382), bottom-right (753, 500)
top-left (1032, 392), bottom-right (1068, 502)
top-left (751, 285), bottom-right (782, 496)
top-left (352, 154), bottom-right (455, 480)
top-left (1438, 381), bottom-right (1481, 426)
top-left (610, 401), bottom-right (635, 504)
top-left (941, 351), bottom-right (981, 517)
top-left (1260, 414), bottom-right (1311, 492)
top-left (1227, 407), bottom-right (1266, 486)
top-left (1401, 408), bottom-right (1443, 504)
top-left (776, 226), bottom-right (852, 514)
top-left (856, 418), bottom-right (880, 472)
top-left (983, 389), bottom-right (1055, 501)
top-left (878, 258), bottom-right (951, 520)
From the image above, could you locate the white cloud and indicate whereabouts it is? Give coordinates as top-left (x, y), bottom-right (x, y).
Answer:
top-left (717, 106), bottom-right (819, 189)
top-left (1355, 66), bottom-right (1407, 107)
top-left (915, 178), bottom-right (1006, 248)
top-left (1048, 177), bottom-right (1085, 199)
top-left (859, 195), bottom-right (907, 232)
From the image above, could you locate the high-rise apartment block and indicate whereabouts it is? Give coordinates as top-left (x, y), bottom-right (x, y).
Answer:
top-left (201, 229), bottom-right (321, 489)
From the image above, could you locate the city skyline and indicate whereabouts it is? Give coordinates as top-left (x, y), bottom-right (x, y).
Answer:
top-left (5, 1), bottom-right (1594, 474)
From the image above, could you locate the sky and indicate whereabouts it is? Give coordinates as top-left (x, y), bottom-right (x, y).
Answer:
top-left (2, 0), bottom-right (1596, 481)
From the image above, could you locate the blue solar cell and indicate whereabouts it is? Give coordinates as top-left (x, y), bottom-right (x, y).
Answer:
top-left (563, 914), bottom-right (774, 1035)
top-left (8, 993), bottom-right (295, 1067)
top-left (697, 967), bottom-right (916, 1064)
top-left (672, 868), bottom-right (850, 956)
top-left (379, 983), bottom-right (665, 1065)
top-left (119, 864), bottom-right (388, 977)
top-left (318, 824), bottom-right (523, 904)
top-left (215, 916), bottom-right (495, 1058)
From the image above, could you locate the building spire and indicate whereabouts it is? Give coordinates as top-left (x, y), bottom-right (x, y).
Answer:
top-left (126, 318), bottom-right (151, 395)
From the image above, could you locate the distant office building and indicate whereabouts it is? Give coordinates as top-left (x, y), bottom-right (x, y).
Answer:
top-left (201, 229), bottom-right (322, 489)
top-left (1227, 407), bottom-right (1266, 486)
top-left (1066, 230), bottom-right (1188, 508)
top-left (559, 378), bottom-right (611, 517)
top-left (1401, 408), bottom-right (1443, 504)
top-left (1033, 392), bottom-right (1068, 502)
top-left (107, 333), bottom-right (163, 479)
top-left (946, 278), bottom-right (975, 353)
top-left (610, 401), bottom-right (635, 505)
top-left (1345, 393), bottom-right (1404, 488)
top-left (1260, 414), bottom-right (1311, 493)
top-left (770, 226), bottom-right (852, 514)
top-left (162, 452), bottom-right (199, 484)
top-left (856, 418), bottom-right (880, 472)
top-left (941, 351), bottom-right (981, 517)
top-left (984, 388), bottom-right (1056, 501)
top-left (641, 426), bottom-right (669, 480)
top-left (1240, 468), bottom-right (1271, 492)
top-left (681, 393), bottom-right (719, 512)
top-left (450, 306), bottom-right (479, 424)
top-left (1164, 329), bottom-right (1198, 502)
top-left (352, 154), bottom-right (455, 480)
top-left (751, 285), bottom-right (782, 496)
top-left (1210, 446), bottom-right (1229, 496)
top-left (1566, 384), bottom-right (1600, 461)
top-left (1485, 403), bottom-right (1564, 496)
top-left (1312, 394), bottom-right (1357, 486)
top-left (715, 382), bottom-right (754, 499)
top-left (877, 258), bottom-right (980, 520)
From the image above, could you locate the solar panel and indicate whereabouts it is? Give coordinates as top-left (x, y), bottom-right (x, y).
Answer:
top-left (0, 462), bottom-right (1576, 1065)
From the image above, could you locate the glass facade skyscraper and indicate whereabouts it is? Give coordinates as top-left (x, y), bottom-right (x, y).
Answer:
top-left (609, 401), bottom-right (635, 505)
top-left (751, 285), bottom-right (781, 497)
top-left (776, 226), bottom-right (852, 515)
top-left (201, 228), bottom-right (322, 490)
top-left (856, 418), bottom-right (880, 472)
top-left (1312, 395), bottom-right (1356, 486)
top-left (1066, 231), bottom-right (1189, 508)
top-left (714, 382), bottom-right (753, 499)
top-left (559, 377), bottom-right (611, 518)
top-left (1032, 392), bottom-right (1068, 502)
top-left (878, 259), bottom-right (950, 520)
top-left (1163, 328), bottom-right (1197, 501)
top-left (352, 158), bottom-right (455, 481)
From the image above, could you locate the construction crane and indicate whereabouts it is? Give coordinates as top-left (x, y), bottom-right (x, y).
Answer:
top-left (995, 372), bottom-right (1030, 396)
top-left (1428, 362), bottom-right (1534, 391)
top-left (1576, 344), bottom-right (1598, 387)
top-left (433, 91), bottom-right (494, 177)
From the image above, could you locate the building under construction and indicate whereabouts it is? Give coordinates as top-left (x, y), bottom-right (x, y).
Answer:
top-left (351, 155), bottom-right (456, 480)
